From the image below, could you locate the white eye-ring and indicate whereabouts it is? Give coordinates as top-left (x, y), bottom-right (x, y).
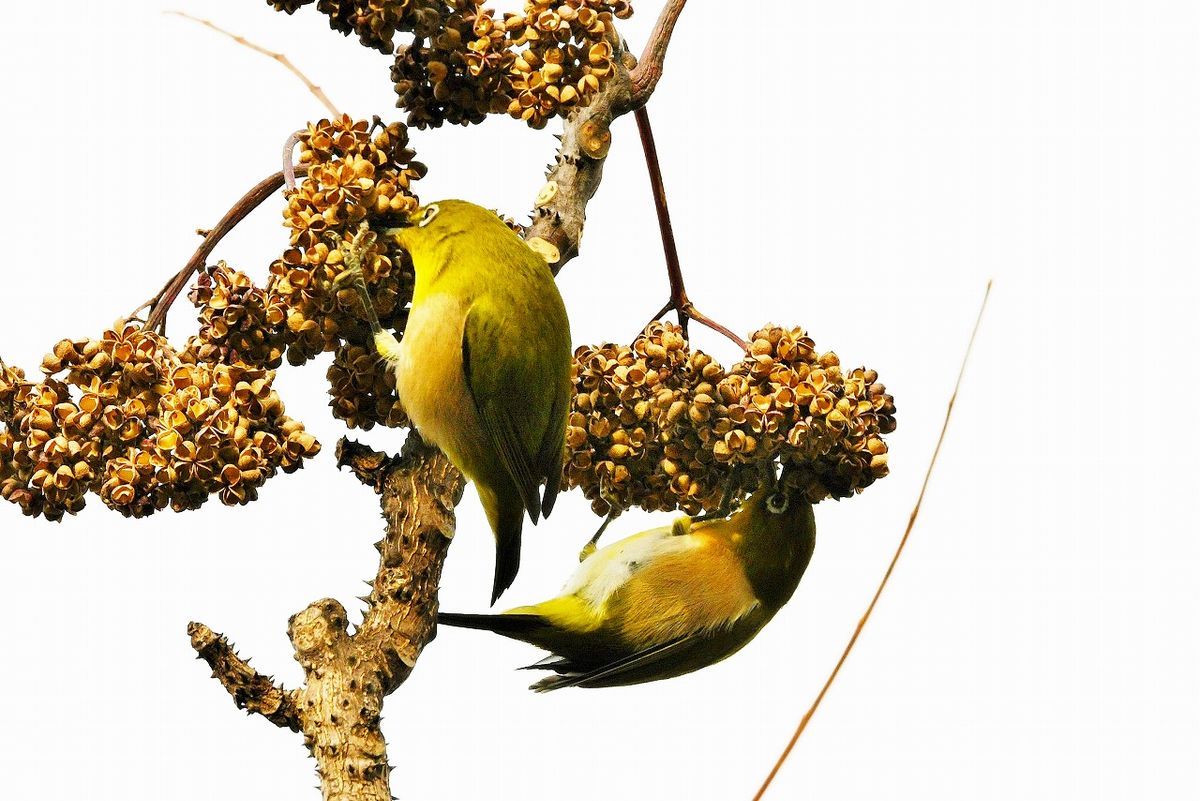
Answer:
top-left (419, 204), bottom-right (440, 227)
top-left (766, 492), bottom-right (789, 514)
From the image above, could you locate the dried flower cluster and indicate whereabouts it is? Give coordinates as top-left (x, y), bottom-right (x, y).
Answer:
top-left (269, 0), bottom-right (445, 52)
top-left (266, 0), bottom-right (632, 129)
top-left (0, 326), bottom-right (320, 522)
top-left (327, 341), bottom-right (408, 430)
top-left (274, 116), bottom-right (423, 366)
top-left (565, 322), bottom-right (897, 516)
top-left (184, 262), bottom-right (288, 369)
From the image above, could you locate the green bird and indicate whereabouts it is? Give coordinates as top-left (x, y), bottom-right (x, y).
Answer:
top-left (437, 481), bottom-right (817, 690)
top-left (340, 200), bottom-right (572, 603)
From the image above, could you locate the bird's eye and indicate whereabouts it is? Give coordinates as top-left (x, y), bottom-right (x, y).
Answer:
top-left (419, 204), bottom-right (440, 227)
top-left (766, 492), bottom-right (789, 514)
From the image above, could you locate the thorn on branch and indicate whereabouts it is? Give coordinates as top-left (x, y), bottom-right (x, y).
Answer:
top-left (188, 621), bottom-right (301, 732)
top-left (336, 437), bottom-right (401, 493)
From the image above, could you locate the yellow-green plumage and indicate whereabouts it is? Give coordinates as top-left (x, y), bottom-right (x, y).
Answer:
top-left (376, 200), bottom-right (571, 603)
top-left (438, 485), bottom-right (817, 690)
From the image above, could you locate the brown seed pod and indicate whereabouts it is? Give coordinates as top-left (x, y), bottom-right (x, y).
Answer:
top-left (2, 324), bottom-right (322, 521)
top-left (184, 262), bottom-right (288, 369)
top-left (564, 322), bottom-right (897, 516)
top-left (274, 117), bottom-right (422, 367)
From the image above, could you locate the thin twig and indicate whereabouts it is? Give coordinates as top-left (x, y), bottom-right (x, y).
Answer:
top-left (142, 170), bottom-right (298, 333)
top-left (751, 280), bottom-right (994, 801)
top-left (166, 11), bottom-right (341, 117)
top-left (636, 105), bottom-right (748, 351)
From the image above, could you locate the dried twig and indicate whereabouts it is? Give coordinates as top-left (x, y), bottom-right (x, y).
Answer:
top-left (166, 11), bottom-right (341, 117)
top-left (141, 169), bottom-right (299, 334)
top-left (751, 281), bottom-right (993, 801)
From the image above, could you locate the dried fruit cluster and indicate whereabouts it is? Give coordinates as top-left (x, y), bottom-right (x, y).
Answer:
top-left (565, 322), bottom-right (897, 516)
top-left (269, 0), bottom-right (445, 52)
top-left (393, 0), bottom-right (632, 128)
top-left (266, 0), bottom-right (633, 129)
top-left (263, 116), bottom-right (422, 429)
top-left (184, 262), bottom-right (288, 369)
top-left (0, 325), bottom-right (320, 522)
top-left (274, 116), bottom-right (423, 367)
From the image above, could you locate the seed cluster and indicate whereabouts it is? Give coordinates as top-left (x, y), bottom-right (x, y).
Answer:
top-left (504, 0), bottom-right (631, 128)
top-left (0, 326), bottom-right (320, 522)
top-left (268, 0), bottom-right (632, 129)
top-left (565, 322), bottom-right (897, 516)
top-left (275, 116), bottom-right (423, 369)
top-left (327, 341), bottom-right (408, 430)
top-left (184, 262), bottom-right (288, 369)
top-left (268, 0), bottom-right (445, 53)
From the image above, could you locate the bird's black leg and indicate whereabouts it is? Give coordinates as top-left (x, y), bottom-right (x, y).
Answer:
top-left (690, 468), bottom-right (746, 523)
top-left (579, 506), bottom-right (618, 562)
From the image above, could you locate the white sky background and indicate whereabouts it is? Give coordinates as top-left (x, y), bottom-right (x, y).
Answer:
top-left (0, 1), bottom-right (1197, 799)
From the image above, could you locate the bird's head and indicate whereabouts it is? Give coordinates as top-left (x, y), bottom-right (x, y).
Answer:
top-left (387, 199), bottom-right (502, 258)
top-left (735, 480), bottom-right (812, 543)
top-left (727, 474), bottom-right (817, 609)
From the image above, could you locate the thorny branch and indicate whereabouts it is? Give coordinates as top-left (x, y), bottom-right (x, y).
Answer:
top-left (630, 0), bottom-right (690, 105)
top-left (188, 3), bottom-right (695, 799)
top-left (194, 435), bottom-right (463, 801)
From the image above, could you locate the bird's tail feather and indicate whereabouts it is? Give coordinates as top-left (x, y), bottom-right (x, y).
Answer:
top-left (437, 612), bottom-right (546, 636)
top-left (489, 492), bottom-right (525, 605)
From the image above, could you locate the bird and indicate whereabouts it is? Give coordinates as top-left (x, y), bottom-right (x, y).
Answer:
top-left (337, 200), bottom-right (572, 604)
top-left (437, 479), bottom-right (817, 690)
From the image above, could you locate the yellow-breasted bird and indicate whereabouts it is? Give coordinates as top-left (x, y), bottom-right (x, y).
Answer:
top-left (437, 482), bottom-right (817, 690)
top-left (340, 200), bottom-right (571, 604)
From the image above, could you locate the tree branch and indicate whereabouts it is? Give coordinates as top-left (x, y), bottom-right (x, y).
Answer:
top-left (141, 169), bottom-right (300, 334)
top-left (188, 621), bottom-right (301, 732)
top-left (630, 0), bottom-right (690, 106)
top-left (634, 106), bottom-right (749, 351)
top-left (191, 433), bottom-right (464, 801)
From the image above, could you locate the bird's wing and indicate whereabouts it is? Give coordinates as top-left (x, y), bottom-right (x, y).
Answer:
top-left (536, 383), bottom-right (567, 517)
top-left (461, 300), bottom-right (548, 520)
top-left (530, 637), bottom-right (696, 691)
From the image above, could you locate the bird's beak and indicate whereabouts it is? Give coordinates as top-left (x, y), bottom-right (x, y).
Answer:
top-left (382, 209), bottom-right (421, 249)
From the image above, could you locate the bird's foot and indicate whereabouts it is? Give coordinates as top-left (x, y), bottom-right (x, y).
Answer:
top-left (578, 509), bottom-right (618, 562)
top-left (333, 226), bottom-right (386, 339)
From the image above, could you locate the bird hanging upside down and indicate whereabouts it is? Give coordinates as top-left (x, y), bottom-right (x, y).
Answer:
top-left (438, 480), bottom-right (817, 691)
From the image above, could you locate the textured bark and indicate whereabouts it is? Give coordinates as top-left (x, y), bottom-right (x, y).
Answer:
top-left (192, 436), bottom-right (463, 801)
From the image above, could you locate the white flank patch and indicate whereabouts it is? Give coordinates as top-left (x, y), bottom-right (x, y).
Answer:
top-left (563, 527), bottom-right (698, 610)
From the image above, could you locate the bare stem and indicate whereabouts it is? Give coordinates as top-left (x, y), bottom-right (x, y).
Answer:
top-left (167, 11), bottom-right (341, 117)
top-left (142, 169), bottom-right (298, 334)
top-left (635, 106), bottom-right (748, 351)
top-left (751, 281), bottom-right (993, 801)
